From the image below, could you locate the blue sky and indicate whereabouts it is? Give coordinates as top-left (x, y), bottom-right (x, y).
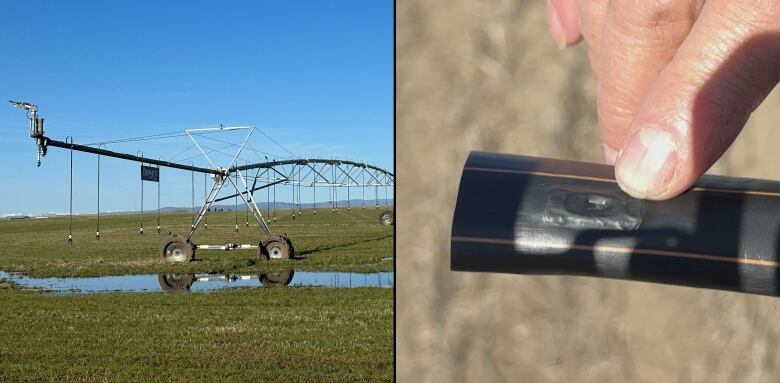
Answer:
top-left (0, 1), bottom-right (393, 215)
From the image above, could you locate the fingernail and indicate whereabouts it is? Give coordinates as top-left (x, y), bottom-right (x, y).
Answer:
top-left (615, 128), bottom-right (678, 199)
top-left (603, 144), bottom-right (618, 164)
top-left (546, 0), bottom-right (568, 48)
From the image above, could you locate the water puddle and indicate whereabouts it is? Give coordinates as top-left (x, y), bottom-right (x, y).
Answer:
top-left (0, 270), bottom-right (393, 294)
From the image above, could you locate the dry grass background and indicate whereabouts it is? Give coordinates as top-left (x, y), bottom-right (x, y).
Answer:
top-left (396, 1), bottom-right (780, 382)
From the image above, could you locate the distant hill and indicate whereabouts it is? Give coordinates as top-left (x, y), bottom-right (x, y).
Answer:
top-left (57, 199), bottom-right (394, 217)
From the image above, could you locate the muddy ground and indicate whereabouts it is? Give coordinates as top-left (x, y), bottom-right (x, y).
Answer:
top-left (397, 1), bottom-right (780, 382)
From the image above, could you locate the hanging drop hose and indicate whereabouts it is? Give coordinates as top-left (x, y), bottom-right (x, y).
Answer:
top-left (362, 169), bottom-right (366, 210)
top-left (452, 151), bottom-right (780, 297)
top-left (137, 151), bottom-right (145, 236)
top-left (298, 166), bottom-right (302, 216)
top-left (203, 172), bottom-right (208, 230)
top-left (96, 146), bottom-right (101, 241)
top-left (267, 171), bottom-right (271, 219)
top-left (157, 158), bottom-right (161, 233)
top-left (234, 176), bottom-right (239, 232)
top-left (245, 163), bottom-right (249, 226)
top-left (67, 136), bottom-right (74, 246)
top-left (273, 176), bottom-right (277, 222)
top-left (291, 165), bottom-right (296, 220)
top-left (314, 174), bottom-right (317, 215)
top-left (190, 164), bottom-right (195, 230)
top-left (293, 165), bottom-right (298, 218)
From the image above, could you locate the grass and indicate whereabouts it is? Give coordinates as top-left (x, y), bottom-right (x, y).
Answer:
top-left (0, 207), bottom-right (394, 277)
top-left (0, 209), bottom-right (394, 382)
top-left (0, 277), bottom-right (21, 291)
top-left (0, 287), bottom-right (393, 382)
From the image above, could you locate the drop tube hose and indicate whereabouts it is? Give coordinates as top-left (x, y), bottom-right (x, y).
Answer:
top-left (451, 151), bottom-right (780, 297)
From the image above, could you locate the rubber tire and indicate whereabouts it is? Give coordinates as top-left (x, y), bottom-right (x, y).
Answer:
top-left (158, 274), bottom-right (195, 292)
top-left (159, 234), bottom-right (195, 262)
top-left (258, 235), bottom-right (294, 260)
top-left (379, 210), bottom-right (394, 226)
top-left (259, 270), bottom-right (295, 287)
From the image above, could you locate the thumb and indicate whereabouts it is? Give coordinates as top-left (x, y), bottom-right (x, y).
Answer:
top-left (546, 0), bottom-right (581, 47)
top-left (614, 1), bottom-right (780, 200)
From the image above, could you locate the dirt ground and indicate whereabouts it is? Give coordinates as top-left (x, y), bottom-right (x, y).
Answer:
top-left (396, 1), bottom-right (780, 382)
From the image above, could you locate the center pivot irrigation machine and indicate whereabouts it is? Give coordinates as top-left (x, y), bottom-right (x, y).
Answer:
top-left (10, 100), bottom-right (394, 263)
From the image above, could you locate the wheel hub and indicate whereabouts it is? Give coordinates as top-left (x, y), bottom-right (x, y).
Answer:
top-left (166, 243), bottom-right (187, 262)
top-left (269, 246), bottom-right (283, 259)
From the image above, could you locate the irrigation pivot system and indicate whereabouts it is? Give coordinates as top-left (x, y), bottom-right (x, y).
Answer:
top-left (10, 100), bottom-right (394, 262)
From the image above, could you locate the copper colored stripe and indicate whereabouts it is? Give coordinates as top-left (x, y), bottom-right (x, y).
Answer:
top-left (464, 166), bottom-right (616, 183)
top-left (463, 166), bottom-right (780, 197)
top-left (690, 187), bottom-right (780, 197)
top-left (452, 236), bottom-right (780, 268)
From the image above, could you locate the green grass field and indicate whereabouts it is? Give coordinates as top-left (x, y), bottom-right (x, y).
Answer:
top-left (0, 282), bottom-right (392, 382)
top-left (0, 209), bottom-right (394, 382)
top-left (0, 208), bottom-right (393, 277)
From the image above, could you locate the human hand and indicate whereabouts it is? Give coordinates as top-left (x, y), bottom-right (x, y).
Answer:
top-left (546, 0), bottom-right (780, 199)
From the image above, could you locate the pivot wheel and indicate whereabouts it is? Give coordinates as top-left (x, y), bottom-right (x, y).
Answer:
top-left (158, 274), bottom-right (195, 292)
top-left (379, 210), bottom-right (394, 226)
top-left (159, 234), bottom-right (195, 263)
top-left (259, 234), bottom-right (294, 260)
top-left (259, 270), bottom-right (295, 287)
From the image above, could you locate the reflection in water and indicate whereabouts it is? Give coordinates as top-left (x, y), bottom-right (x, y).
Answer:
top-left (158, 271), bottom-right (296, 292)
top-left (0, 270), bottom-right (393, 293)
top-left (259, 270), bottom-right (295, 287)
top-left (158, 274), bottom-right (196, 292)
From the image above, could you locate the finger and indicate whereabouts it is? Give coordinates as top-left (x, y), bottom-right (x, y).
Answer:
top-left (546, 0), bottom-right (582, 47)
top-left (576, 0), bottom-right (610, 79)
top-left (614, 0), bottom-right (780, 199)
top-left (597, 0), bottom-right (703, 161)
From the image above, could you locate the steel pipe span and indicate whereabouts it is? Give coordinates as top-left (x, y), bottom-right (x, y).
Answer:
top-left (46, 138), bottom-right (218, 174)
top-left (451, 151), bottom-right (780, 297)
top-left (230, 159), bottom-right (393, 178)
top-left (44, 137), bottom-right (394, 181)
